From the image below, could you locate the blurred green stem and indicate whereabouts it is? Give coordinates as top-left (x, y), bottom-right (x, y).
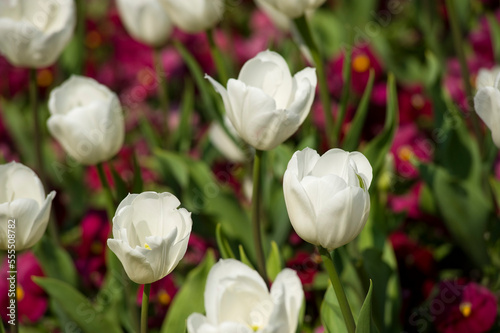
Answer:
top-left (318, 246), bottom-right (356, 333)
top-left (96, 162), bottom-right (116, 218)
top-left (293, 15), bottom-right (335, 148)
top-left (30, 69), bottom-right (44, 184)
top-left (445, 0), bottom-right (483, 146)
top-left (75, 0), bottom-right (85, 74)
top-left (333, 44), bottom-right (353, 146)
top-left (153, 48), bottom-right (170, 147)
top-left (141, 284), bottom-right (151, 333)
top-left (207, 28), bottom-right (229, 84)
top-left (252, 150), bottom-right (268, 283)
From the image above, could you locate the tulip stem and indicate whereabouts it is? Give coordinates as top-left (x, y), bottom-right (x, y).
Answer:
top-left (141, 283), bottom-right (151, 333)
top-left (30, 69), bottom-right (45, 185)
top-left (252, 150), bottom-right (268, 283)
top-left (444, 0), bottom-right (483, 147)
top-left (318, 246), bottom-right (356, 333)
top-left (9, 251), bottom-right (18, 333)
top-left (96, 162), bottom-right (116, 218)
top-left (207, 28), bottom-right (229, 84)
top-left (293, 15), bottom-right (335, 148)
top-left (153, 48), bottom-right (171, 147)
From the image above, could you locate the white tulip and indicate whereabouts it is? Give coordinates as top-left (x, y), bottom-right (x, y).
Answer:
top-left (0, 0), bottom-right (76, 68)
top-left (107, 192), bottom-right (192, 284)
top-left (0, 162), bottom-right (56, 251)
top-left (47, 75), bottom-right (125, 165)
top-left (283, 148), bottom-right (372, 251)
top-left (159, 0), bottom-right (224, 33)
top-left (187, 259), bottom-right (303, 333)
top-left (257, 0), bottom-right (326, 19)
top-left (116, 0), bottom-right (172, 47)
top-left (206, 50), bottom-right (317, 151)
top-left (474, 71), bottom-right (500, 148)
top-left (255, 0), bottom-right (291, 31)
top-left (476, 66), bottom-right (500, 90)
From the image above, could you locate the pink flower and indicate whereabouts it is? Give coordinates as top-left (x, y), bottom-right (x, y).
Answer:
top-left (434, 281), bottom-right (498, 333)
top-left (183, 234), bottom-right (210, 266)
top-left (74, 211), bottom-right (110, 289)
top-left (388, 182), bottom-right (423, 220)
top-left (390, 124), bottom-right (433, 178)
top-left (0, 252), bottom-right (47, 324)
top-left (398, 85), bottom-right (433, 125)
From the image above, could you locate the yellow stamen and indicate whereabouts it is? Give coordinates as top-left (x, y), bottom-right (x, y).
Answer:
top-left (251, 325), bottom-right (260, 332)
top-left (17, 286), bottom-right (24, 301)
top-left (90, 242), bottom-right (103, 255)
top-left (144, 243), bottom-right (152, 250)
top-left (352, 54), bottom-right (371, 73)
top-left (85, 31), bottom-right (102, 49)
top-left (398, 146), bottom-right (413, 162)
top-left (157, 290), bottom-right (171, 306)
top-left (411, 94), bottom-right (425, 110)
top-left (37, 69), bottom-right (53, 88)
top-left (460, 302), bottom-right (472, 318)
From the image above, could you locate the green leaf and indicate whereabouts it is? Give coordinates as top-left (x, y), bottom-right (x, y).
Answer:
top-left (266, 241), bottom-right (283, 281)
top-left (342, 69), bottom-right (375, 151)
top-left (239, 245), bottom-right (255, 269)
top-left (216, 223), bottom-right (236, 259)
top-left (174, 80), bottom-right (195, 153)
top-left (363, 74), bottom-right (399, 189)
top-left (34, 277), bottom-right (122, 333)
top-left (33, 236), bottom-right (78, 288)
top-left (154, 148), bottom-right (190, 189)
top-left (161, 250), bottom-right (216, 333)
top-left (356, 280), bottom-right (377, 333)
top-left (487, 14), bottom-right (500, 63)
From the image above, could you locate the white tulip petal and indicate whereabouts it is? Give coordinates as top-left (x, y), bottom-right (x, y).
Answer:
top-left (107, 239), bottom-right (154, 284)
top-left (286, 148), bottom-right (321, 180)
top-left (316, 187), bottom-right (368, 251)
top-left (204, 259), bottom-right (268, 324)
top-left (269, 269), bottom-right (303, 333)
top-left (348, 152), bottom-right (373, 189)
top-left (474, 87), bottom-right (500, 147)
top-left (23, 191), bottom-right (56, 249)
top-left (283, 172), bottom-right (319, 245)
top-left (159, 0), bottom-right (223, 33)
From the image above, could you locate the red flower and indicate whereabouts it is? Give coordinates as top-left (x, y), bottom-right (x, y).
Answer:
top-left (0, 252), bottom-right (47, 324)
top-left (434, 281), bottom-right (497, 333)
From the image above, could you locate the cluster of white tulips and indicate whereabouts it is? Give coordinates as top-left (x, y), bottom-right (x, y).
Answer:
top-left (0, 0), bottom-right (382, 332)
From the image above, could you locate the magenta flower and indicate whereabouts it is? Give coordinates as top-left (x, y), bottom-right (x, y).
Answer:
top-left (74, 210), bottom-right (110, 289)
top-left (0, 252), bottom-right (47, 324)
top-left (434, 281), bottom-right (497, 333)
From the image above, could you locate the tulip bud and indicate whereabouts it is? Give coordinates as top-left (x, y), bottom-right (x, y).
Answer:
top-left (206, 50), bottom-right (317, 151)
top-left (474, 71), bottom-right (500, 148)
top-left (0, 0), bottom-right (76, 68)
top-left (116, 0), bottom-right (172, 47)
top-left (257, 0), bottom-right (326, 19)
top-left (283, 148), bottom-right (372, 251)
top-left (476, 66), bottom-right (500, 90)
top-left (187, 259), bottom-right (303, 333)
top-left (159, 0), bottom-right (224, 33)
top-left (107, 192), bottom-right (192, 284)
top-left (47, 75), bottom-right (125, 165)
top-left (0, 162), bottom-right (56, 251)
top-left (255, 0), bottom-right (291, 31)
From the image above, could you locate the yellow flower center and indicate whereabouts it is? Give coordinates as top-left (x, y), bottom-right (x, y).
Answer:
top-left (460, 302), bottom-right (472, 318)
top-left (352, 54), bottom-right (371, 73)
top-left (157, 290), bottom-right (171, 306)
top-left (398, 146), bottom-right (413, 162)
top-left (411, 94), bottom-right (425, 110)
top-left (91, 241), bottom-right (104, 255)
top-left (144, 243), bottom-right (152, 250)
top-left (37, 69), bottom-right (53, 88)
top-left (251, 325), bottom-right (260, 332)
top-left (17, 286), bottom-right (24, 301)
top-left (85, 30), bottom-right (102, 49)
